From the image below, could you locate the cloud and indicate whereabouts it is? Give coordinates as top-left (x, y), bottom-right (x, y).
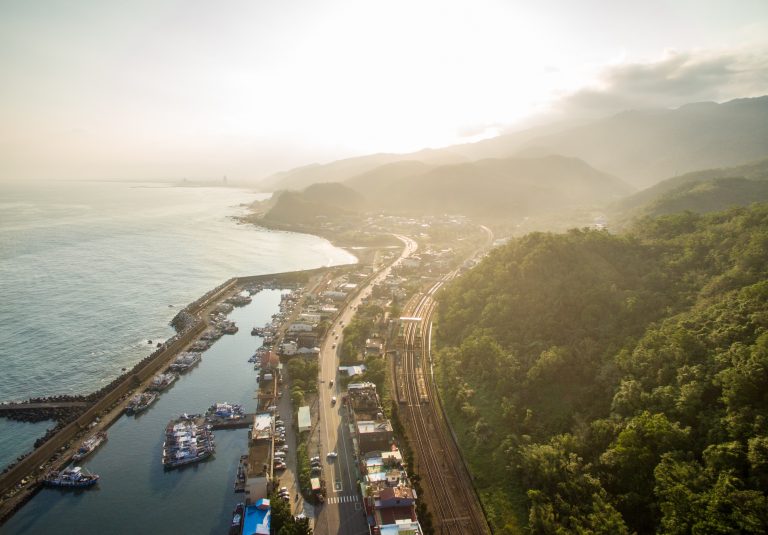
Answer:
top-left (556, 46), bottom-right (768, 118)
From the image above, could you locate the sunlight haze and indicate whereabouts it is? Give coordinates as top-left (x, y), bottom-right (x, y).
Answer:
top-left (1, 0), bottom-right (766, 181)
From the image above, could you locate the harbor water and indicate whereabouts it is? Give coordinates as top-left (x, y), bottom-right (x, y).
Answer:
top-left (0, 180), bottom-right (356, 532)
top-left (3, 290), bottom-right (285, 534)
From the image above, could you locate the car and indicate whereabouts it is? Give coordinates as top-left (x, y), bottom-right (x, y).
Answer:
top-left (311, 466), bottom-right (322, 474)
top-left (280, 445), bottom-right (289, 452)
top-left (275, 419), bottom-right (284, 426)
top-left (310, 456), bottom-right (320, 463)
top-left (331, 396), bottom-right (337, 405)
top-left (280, 487), bottom-right (288, 493)
top-left (327, 451), bottom-right (338, 459)
top-left (331, 343), bottom-right (336, 349)
top-left (329, 380), bottom-right (334, 387)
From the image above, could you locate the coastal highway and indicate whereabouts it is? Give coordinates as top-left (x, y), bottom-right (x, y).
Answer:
top-left (313, 235), bottom-right (418, 535)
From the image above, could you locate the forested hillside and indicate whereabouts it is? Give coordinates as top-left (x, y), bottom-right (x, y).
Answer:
top-left (435, 205), bottom-right (768, 533)
top-left (612, 158), bottom-right (768, 224)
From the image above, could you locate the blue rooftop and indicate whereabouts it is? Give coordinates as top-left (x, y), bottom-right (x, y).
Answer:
top-left (242, 504), bottom-right (271, 535)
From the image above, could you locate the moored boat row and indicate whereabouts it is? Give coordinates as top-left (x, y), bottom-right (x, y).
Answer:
top-left (162, 416), bottom-right (216, 469)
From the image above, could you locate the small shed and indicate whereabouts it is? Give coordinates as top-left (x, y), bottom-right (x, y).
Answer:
top-left (298, 406), bottom-right (311, 433)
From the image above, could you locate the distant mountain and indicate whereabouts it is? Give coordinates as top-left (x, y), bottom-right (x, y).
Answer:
top-left (262, 182), bottom-right (364, 224)
top-left (612, 158), bottom-right (768, 223)
top-left (261, 155), bottom-right (630, 225)
top-left (261, 96), bottom-right (768, 193)
top-left (344, 161), bottom-right (434, 198)
top-left (260, 149), bottom-right (467, 192)
top-left (519, 96), bottom-right (768, 188)
top-left (348, 155), bottom-right (632, 218)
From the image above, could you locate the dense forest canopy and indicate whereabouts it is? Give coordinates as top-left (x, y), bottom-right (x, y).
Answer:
top-left (435, 204), bottom-right (768, 533)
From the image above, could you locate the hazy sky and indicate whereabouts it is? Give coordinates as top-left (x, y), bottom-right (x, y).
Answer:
top-left (1, 0), bottom-right (767, 181)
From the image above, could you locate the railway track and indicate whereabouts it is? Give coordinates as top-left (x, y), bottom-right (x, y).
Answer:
top-left (397, 276), bottom-right (491, 534)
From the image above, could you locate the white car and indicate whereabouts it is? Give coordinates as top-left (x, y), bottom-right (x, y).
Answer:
top-left (331, 396), bottom-right (337, 405)
top-left (327, 451), bottom-right (338, 459)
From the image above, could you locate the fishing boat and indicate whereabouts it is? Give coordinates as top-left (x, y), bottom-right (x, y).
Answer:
top-left (169, 352), bottom-right (202, 373)
top-left (206, 402), bottom-right (245, 420)
top-left (229, 503), bottom-right (244, 534)
top-left (125, 392), bottom-right (158, 415)
top-left (44, 466), bottom-right (99, 488)
top-left (72, 431), bottom-right (108, 461)
top-left (148, 372), bottom-right (177, 392)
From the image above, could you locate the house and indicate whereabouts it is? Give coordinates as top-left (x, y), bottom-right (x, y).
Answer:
top-left (365, 338), bottom-right (385, 357)
top-left (287, 323), bottom-right (314, 333)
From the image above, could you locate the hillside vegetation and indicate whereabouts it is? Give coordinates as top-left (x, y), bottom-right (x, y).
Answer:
top-left (435, 204), bottom-right (768, 533)
top-left (262, 155), bottom-right (629, 225)
top-left (613, 158), bottom-right (768, 224)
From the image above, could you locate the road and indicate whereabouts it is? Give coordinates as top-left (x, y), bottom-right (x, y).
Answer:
top-left (313, 236), bottom-right (418, 535)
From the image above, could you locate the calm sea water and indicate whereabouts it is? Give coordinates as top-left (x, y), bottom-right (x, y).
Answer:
top-left (0, 180), bottom-right (355, 533)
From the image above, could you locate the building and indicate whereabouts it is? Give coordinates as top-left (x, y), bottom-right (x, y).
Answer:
top-left (297, 332), bottom-right (319, 348)
top-left (365, 337), bottom-right (385, 357)
top-left (298, 406), bottom-right (311, 433)
top-left (357, 420), bottom-right (394, 454)
top-left (279, 340), bottom-right (298, 356)
top-left (287, 322), bottom-right (314, 333)
top-left (246, 413), bottom-right (275, 502)
top-left (242, 498), bottom-right (271, 535)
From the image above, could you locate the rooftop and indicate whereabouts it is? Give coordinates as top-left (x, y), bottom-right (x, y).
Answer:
top-left (379, 520), bottom-right (422, 535)
top-left (358, 420), bottom-right (393, 435)
top-left (242, 503), bottom-right (271, 535)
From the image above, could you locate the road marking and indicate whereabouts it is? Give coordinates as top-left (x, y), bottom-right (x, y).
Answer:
top-left (327, 495), bottom-right (359, 504)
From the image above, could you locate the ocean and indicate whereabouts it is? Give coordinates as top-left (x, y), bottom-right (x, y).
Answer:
top-left (0, 180), bottom-right (355, 532)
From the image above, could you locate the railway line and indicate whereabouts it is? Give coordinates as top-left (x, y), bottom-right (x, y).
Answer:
top-left (396, 276), bottom-right (491, 534)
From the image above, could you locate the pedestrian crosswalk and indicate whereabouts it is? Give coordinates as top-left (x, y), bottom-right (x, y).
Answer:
top-left (327, 495), bottom-right (359, 504)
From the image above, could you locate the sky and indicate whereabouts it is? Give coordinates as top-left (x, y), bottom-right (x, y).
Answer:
top-left (1, 0), bottom-right (767, 181)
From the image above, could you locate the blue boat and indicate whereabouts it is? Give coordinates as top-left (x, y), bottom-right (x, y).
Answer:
top-left (44, 466), bottom-right (100, 488)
